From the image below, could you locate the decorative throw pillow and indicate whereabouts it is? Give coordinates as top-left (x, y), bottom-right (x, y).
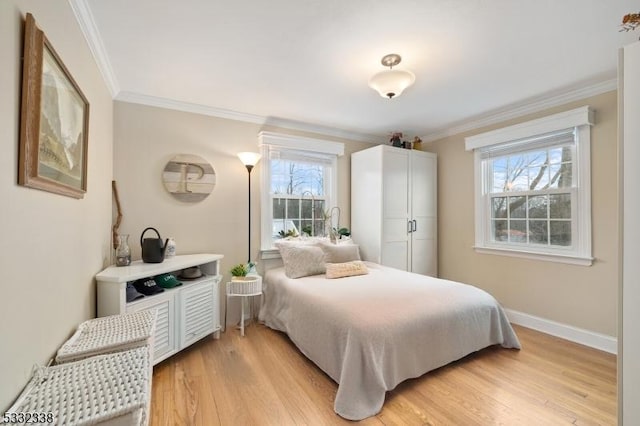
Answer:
top-left (278, 244), bottom-right (326, 279)
top-left (318, 241), bottom-right (361, 263)
top-left (325, 261), bottom-right (369, 279)
top-left (274, 237), bottom-right (329, 248)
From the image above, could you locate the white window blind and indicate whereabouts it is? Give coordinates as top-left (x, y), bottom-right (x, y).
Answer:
top-left (478, 129), bottom-right (575, 159)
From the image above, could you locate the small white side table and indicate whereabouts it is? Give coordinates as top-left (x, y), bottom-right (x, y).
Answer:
top-left (225, 276), bottom-right (262, 336)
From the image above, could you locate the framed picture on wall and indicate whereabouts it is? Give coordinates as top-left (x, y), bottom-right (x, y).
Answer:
top-left (18, 13), bottom-right (90, 199)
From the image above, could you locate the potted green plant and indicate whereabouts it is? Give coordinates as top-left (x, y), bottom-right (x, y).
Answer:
top-left (336, 227), bottom-right (350, 237)
top-left (230, 262), bottom-right (258, 280)
top-left (278, 229), bottom-right (298, 238)
top-left (230, 263), bottom-right (249, 281)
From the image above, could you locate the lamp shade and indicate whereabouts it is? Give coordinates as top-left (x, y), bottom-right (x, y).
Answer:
top-left (369, 69), bottom-right (416, 99)
top-left (237, 152), bottom-right (261, 167)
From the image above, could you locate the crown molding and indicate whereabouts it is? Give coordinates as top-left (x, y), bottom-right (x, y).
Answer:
top-left (116, 91), bottom-right (266, 123)
top-left (68, 0), bottom-right (120, 97)
top-left (115, 91), bottom-right (383, 144)
top-left (262, 116), bottom-right (383, 144)
top-left (422, 78), bottom-right (617, 143)
top-left (465, 106), bottom-right (594, 151)
top-left (258, 131), bottom-right (345, 156)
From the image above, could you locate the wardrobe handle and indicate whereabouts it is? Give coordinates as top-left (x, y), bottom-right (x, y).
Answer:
top-left (412, 220), bottom-right (417, 232)
top-left (407, 220), bottom-right (413, 233)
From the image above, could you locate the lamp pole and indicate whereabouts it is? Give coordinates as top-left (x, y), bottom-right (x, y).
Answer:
top-left (237, 152), bottom-right (261, 264)
top-left (245, 164), bottom-right (253, 263)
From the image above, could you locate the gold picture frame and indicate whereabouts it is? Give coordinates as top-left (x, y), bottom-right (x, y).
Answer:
top-left (18, 13), bottom-right (89, 199)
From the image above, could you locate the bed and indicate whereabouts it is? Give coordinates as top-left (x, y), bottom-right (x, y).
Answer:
top-left (259, 258), bottom-right (520, 421)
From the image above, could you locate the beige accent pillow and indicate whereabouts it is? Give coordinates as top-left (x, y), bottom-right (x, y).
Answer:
top-left (326, 261), bottom-right (369, 279)
top-left (278, 244), bottom-right (326, 279)
top-left (319, 241), bottom-right (361, 263)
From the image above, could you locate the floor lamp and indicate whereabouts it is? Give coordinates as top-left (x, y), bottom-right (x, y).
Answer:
top-left (237, 152), bottom-right (261, 263)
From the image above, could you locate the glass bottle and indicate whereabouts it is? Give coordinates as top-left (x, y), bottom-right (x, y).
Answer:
top-left (165, 237), bottom-right (176, 258)
top-left (115, 234), bottom-right (131, 266)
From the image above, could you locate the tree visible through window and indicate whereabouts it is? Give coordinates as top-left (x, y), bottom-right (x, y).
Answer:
top-left (489, 145), bottom-right (573, 247)
top-left (271, 157), bottom-right (327, 238)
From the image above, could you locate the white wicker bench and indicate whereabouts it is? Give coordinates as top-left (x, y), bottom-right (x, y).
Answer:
top-left (55, 310), bottom-right (156, 363)
top-left (7, 347), bottom-right (151, 426)
top-left (7, 312), bottom-right (156, 425)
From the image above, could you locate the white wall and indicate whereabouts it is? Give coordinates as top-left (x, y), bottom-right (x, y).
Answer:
top-left (620, 41), bottom-right (640, 426)
top-left (0, 1), bottom-right (113, 411)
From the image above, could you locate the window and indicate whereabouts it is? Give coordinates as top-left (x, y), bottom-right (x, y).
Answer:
top-left (465, 106), bottom-right (594, 265)
top-left (270, 154), bottom-right (329, 238)
top-left (259, 131), bottom-right (344, 251)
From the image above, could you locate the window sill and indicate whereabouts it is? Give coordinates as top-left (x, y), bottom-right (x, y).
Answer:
top-left (260, 249), bottom-right (281, 260)
top-left (473, 246), bottom-right (593, 266)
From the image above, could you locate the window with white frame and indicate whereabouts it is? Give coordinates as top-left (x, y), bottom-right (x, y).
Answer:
top-left (259, 131), bottom-right (344, 250)
top-left (465, 106), bottom-right (594, 265)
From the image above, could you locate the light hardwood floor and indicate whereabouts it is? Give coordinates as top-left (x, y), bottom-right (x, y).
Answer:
top-left (150, 324), bottom-right (616, 425)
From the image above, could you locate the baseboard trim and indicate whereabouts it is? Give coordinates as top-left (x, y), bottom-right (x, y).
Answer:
top-left (505, 308), bottom-right (617, 354)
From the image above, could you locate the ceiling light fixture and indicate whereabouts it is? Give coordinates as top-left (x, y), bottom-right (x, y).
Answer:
top-left (368, 53), bottom-right (415, 99)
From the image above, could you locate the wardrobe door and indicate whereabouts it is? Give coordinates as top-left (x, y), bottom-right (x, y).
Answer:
top-left (382, 148), bottom-right (410, 271)
top-left (410, 151), bottom-right (438, 276)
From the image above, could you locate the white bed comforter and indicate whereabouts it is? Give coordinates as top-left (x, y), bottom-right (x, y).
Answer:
top-left (259, 263), bottom-right (521, 420)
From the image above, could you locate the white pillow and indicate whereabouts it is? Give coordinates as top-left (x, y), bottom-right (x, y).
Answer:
top-left (326, 261), bottom-right (369, 279)
top-left (278, 244), bottom-right (326, 279)
top-left (318, 241), bottom-right (361, 263)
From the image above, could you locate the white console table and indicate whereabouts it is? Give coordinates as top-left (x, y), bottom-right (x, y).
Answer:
top-left (96, 253), bottom-right (224, 365)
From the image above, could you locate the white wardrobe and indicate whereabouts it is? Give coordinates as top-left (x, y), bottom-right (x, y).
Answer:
top-left (351, 145), bottom-right (437, 276)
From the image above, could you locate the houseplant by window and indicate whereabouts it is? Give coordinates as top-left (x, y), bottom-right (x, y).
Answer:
top-left (230, 262), bottom-right (257, 280)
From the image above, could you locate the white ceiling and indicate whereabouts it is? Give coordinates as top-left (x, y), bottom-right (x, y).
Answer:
top-left (74, 0), bottom-right (639, 142)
